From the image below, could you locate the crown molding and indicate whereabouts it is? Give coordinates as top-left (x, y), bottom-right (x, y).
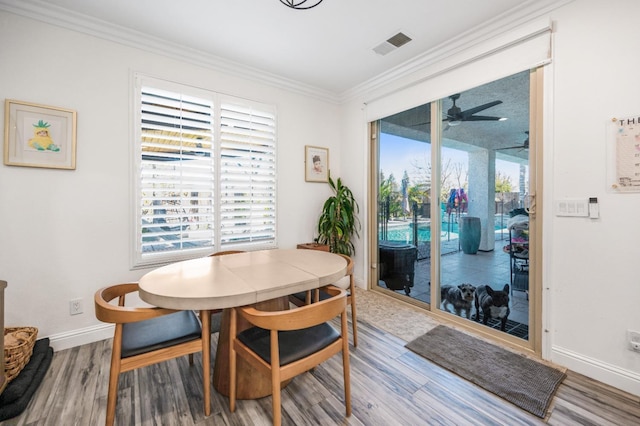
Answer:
top-left (338, 0), bottom-right (573, 104)
top-left (0, 0), bottom-right (341, 104)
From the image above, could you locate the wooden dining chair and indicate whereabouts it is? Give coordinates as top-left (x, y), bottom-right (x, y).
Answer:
top-left (229, 285), bottom-right (351, 426)
top-left (94, 283), bottom-right (203, 426)
top-left (209, 250), bottom-right (246, 257)
top-left (289, 253), bottom-right (358, 346)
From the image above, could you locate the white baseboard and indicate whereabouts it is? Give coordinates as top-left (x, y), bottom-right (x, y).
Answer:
top-left (46, 323), bottom-right (114, 352)
top-left (552, 344), bottom-right (640, 397)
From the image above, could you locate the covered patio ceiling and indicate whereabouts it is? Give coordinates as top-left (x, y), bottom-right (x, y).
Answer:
top-left (380, 71), bottom-right (530, 165)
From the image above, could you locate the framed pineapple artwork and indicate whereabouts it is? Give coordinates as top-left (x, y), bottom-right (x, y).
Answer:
top-left (4, 99), bottom-right (77, 169)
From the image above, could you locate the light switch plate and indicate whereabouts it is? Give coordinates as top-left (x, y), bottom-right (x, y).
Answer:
top-left (556, 199), bottom-right (589, 217)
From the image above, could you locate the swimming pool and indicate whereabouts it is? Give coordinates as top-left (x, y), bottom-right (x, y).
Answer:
top-left (380, 221), bottom-right (504, 243)
top-left (380, 222), bottom-right (458, 243)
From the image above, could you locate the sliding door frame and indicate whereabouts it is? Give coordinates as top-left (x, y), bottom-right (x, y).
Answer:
top-left (367, 67), bottom-right (544, 356)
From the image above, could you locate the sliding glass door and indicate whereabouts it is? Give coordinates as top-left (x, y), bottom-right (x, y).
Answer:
top-left (372, 69), bottom-right (539, 350)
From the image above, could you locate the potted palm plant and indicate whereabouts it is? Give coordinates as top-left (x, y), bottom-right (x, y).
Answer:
top-left (316, 176), bottom-right (361, 256)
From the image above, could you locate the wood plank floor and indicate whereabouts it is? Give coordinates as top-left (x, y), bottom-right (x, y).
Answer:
top-left (2, 319), bottom-right (640, 425)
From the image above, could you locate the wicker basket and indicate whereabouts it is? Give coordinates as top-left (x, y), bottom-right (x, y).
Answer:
top-left (4, 327), bottom-right (38, 382)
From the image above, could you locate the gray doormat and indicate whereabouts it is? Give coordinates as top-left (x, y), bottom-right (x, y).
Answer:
top-left (405, 325), bottom-right (565, 418)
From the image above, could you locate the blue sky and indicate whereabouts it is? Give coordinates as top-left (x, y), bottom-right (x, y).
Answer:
top-left (379, 133), bottom-right (521, 191)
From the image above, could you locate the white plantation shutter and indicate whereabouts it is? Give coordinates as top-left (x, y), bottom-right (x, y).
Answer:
top-left (138, 85), bottom-right (216, 258)
top-left (134, 75), bottom-right (277, 266)
top-left (219, 100), bottom-right (277, 248)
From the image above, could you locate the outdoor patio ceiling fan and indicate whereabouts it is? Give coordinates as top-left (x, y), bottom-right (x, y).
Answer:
top-left (408, 93), bottom-right (506, 129)
top-left (444, 93), bottom-right (506, 126)
top-left (496, 131), bottom-right (529, 151)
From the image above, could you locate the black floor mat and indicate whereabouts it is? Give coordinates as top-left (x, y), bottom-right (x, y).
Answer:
top-left (483, 318), bottom-right (529, 340)
top-left (0, 338), bottom-right (53, 421)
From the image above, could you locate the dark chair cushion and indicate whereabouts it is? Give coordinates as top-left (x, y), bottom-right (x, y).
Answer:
top-left (238, 323), bottom-right (339, 366)
top-left (121, 310), bottom-right (201, 358)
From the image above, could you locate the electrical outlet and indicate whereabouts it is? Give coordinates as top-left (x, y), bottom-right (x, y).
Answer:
top-left (69, 298), bottom-right (83, 315)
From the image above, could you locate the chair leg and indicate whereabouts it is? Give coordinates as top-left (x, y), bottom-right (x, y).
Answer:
top-left (270, 331), bottom-right (282, 426)
top-left (350, 302), bottom-right (358, 348)
top-left (350, 279), bottom-right (358, 347)
top-left (341, 311), bottom-right (352, 417)
top-left (106, 328), bottom-right (123, 426)
top-left (106, 360), bottom-right (120, 426)
top-left (271, 370), bottom-right (282, 426)
top-left (201, 310), bottom-right (211, 417)
top-left (229, 308), bottom-right (237, 413)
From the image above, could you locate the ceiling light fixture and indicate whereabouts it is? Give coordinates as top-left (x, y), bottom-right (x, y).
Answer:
top-left (280, 0), bottom-right (323, 10)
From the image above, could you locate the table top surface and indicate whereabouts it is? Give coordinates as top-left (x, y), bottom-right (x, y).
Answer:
top-left (138, 249), bottom-right (347, 310)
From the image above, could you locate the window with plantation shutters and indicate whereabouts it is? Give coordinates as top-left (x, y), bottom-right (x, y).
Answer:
top-left (219, 100), bottom-right (277, 247)
top-left (133, 75), bottom-right (277, 267)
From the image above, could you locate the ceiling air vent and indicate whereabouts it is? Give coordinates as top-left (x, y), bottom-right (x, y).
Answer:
top-left (373, 32), bottom-right (412, 56)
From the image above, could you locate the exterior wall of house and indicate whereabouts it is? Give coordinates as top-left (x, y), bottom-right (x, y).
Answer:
top-left (0, 12), bottom-right (341, 349)
top-left (341, 0), bottom-right (640, 396)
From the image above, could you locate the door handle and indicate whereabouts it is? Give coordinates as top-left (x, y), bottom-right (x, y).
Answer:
top-left (524, 193), bottom-right (535, 216)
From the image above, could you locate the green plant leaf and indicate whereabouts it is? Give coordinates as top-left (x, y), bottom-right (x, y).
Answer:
top-left (316, 176), bottom-right (361, 256)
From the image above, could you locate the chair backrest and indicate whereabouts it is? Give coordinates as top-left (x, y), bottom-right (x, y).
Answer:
top-left (209, 250), bottom-right (246, 257)
top-left (337, 254), bottom-right (354, 276)
top-left (94, 282), bottom-right (179, 324)
top-left (238, 286), bottom-right (346, 331)
top-left (328, 254), bottom-right (354, 291)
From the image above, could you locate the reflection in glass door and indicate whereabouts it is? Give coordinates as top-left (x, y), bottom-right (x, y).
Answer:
top-left (377, 103), bottom-right (432, 302)
top-left (374, 70), bottom-right (533, 344)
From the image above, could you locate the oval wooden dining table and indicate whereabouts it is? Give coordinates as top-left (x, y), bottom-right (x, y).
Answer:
top-left (138, 248), bottom-right (347, 416)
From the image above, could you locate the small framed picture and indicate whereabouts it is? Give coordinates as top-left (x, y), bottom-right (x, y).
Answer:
top-left (305, 145), bottom-right (329, 182)
top-left (4, 99), bottom-right (77, 170)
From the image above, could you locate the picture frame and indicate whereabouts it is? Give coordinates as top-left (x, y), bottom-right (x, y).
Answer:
top-left (4, 99), bottom-right (77, 170)
top-left (305, 145), bottom-right (329, 182)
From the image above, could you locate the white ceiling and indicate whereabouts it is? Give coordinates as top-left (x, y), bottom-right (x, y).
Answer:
top-left (1, 0), bottom-right (564, 97)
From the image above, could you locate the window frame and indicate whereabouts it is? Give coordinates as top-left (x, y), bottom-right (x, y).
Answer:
top-left (132, 74), bottom-right (277, 268)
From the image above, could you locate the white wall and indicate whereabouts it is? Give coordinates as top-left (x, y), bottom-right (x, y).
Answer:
top-left (544, 0), bottom-right (640, 395)
top-left (342, 0), bottom-right (640, 396)
top-left (0, 12), bottom-right (340, 349)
